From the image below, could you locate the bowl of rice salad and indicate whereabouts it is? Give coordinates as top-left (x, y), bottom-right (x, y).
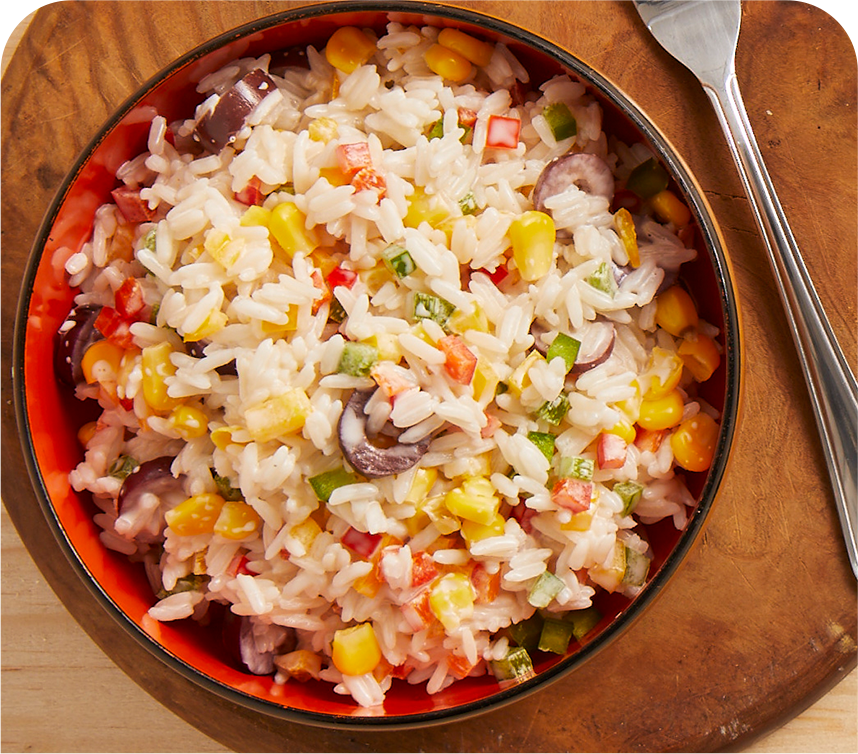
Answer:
top-left (14, 0), bottom-right (740, 728)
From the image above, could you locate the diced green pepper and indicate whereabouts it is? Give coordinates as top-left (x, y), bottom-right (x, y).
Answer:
top-left (142, 227), bottom-right (157, 252)
top-left (538, 617), bottom-right (575, 654)
top-left (545, 332), bottom-right (581, 373)
top-left (586, 261), bottom-right (618, 297)
top-left (508, 614), bottom-right (543, 653)
top-left (108, 455), bottom-right (138, 480)
top-left (568, 606), bottom-right (601, 641)
top-left (527, 431), bottom-right (556, 462)
top-left (626, 157), bottom-right (669, 199)
top-left (308, 467), bottom-right (359, 502)
top-left (458, 191), bottom-right (478, 216)
top-left (613, 480), bottom-right (644, 516)
top-left (490, 646), bottom-right (536, 685)
top-left (211, 471), bottom-right (244, 502)
top-left (328, 298), bottom-right (347, 324)
top-left (527, 570), bottom-right (565, 608)
top-left (156, 573), bottom-right (207, 600)
top-left (427, 119), bottom-right (444, 140)
top-left (413, 291), bottom-right (456, 328)
top-left (558, 455), bottom-right (595, 481)
top-left (535, 393), bottom-right (570, 426)
top-left (542, 102), bottom-right (577, 142)
top-left (495, 381), bottom-right (509, 396)
top-left (622, 546), bottom-right (651, 586)
top-left (338, 342), bottom-right (379, 377)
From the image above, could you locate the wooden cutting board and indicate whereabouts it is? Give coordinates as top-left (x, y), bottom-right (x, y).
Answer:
top-left (1, 1), bottom-right (855, 751)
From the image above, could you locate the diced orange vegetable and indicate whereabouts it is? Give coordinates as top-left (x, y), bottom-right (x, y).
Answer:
top-left (637, 389), bottom-right (685, 431)
top-left (596, 431), bottom-right (627, 470)
top-left (671, 412), bottom-right (719, 472)
top-left (77, 421), bottom-right (98, 446)
top-left (655, 285), bottom-right (699, 337)
top-left (551, 478), bottom-right (592, 513)
top-left (141, 341), bottom-right (180, 413)
top-left (81, 339), bottom-right (125, 385)
top-left (331, 623), bottom-right (382, 676)
top-left (651, 189), bottom-right (692, 226)
top-left (274, 649), bottom-right (323, 682)
top-left (336, 142), bottom-right (372, 178)
top-left (351, 166), bottom-right (386, 200)
top-left (447, 652), bottom-right (479, 680)
top-left (214, 501), bottom-right (261, 540)
top-left (634, 426), bottom-right (668, 453)
top-left (614, 207), bottom-right (640, 267)
top-left (410, 551), bottom-right (439, 588)
top-left (469, 562), bottom-right (500, 604)
top-left (401, 589), bottom-right (437, 631)
top-left (325, 27), bottom-right (376, 74)
top-left (678, 333), bottom-right (721, 382)
top-left (437, 28), bottom-right (494, 66)
top-left (437, 334), bottom-right (478, 385)
top-left (165, 493), bottom-right (226, 536)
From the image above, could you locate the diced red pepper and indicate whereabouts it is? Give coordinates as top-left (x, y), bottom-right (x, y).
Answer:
top-left (114, 277), bottom-right (147, 321)
top-left (336, 142), bottom-right (372, 178)
top-left (94, 306), bottom-right (136, 349)
top-left (370, 362), bottom-right (415, 399)
top-left (551, 478), bottom-right (593, 514)
top-left (310, 269), bottom-right (332, 315)
top-left (351, 166), bottom-right (386, 201)
top-left (111, 186), bottom-right (157, 223)
top-left (326, 264), bottom-right (358, 290)
top-left (401, 589), bottom-right (436, 631)
top-left (482, 263), bottom-right (509, 286)
top-left (390, 662), bottom-right (415, 680)
top-left (469, 562), bottom-right (500, 604)
top-left (341, 527), bottom-right (382, 558)
top-left (410, 551), bottom-right (439, 588)
top-left (634, 426), bottom-right (668, 453)
top-left (447, 652), bottom-right (479, 680)
top-left (480, 412), bottom-right (501, 438)
top-left (611, 188), bottom-right (643, 214)
top-left (510, 503), bottom-right (537, 534)
top-left (437, 334), bottom-right (478, 385)
top-left (457, 107), bottom-right (478, 128)
top-left (596, 432), bottom-right (627, 470)
top-left (227, 551), bottom-right (254, 577)
top-left (485, 115), bottom-right (521, 149)
top-left (234, 175), bottom-right (265, 206)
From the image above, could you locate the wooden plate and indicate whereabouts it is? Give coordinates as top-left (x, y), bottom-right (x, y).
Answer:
top-left (2, 2), bottom-right (855, 751)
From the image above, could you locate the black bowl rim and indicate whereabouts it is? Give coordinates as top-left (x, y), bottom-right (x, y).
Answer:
top-left (12, 0), bottom-right (742, 732)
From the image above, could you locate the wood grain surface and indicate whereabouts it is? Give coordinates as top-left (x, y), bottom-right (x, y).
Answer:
top-left (2, 2), bottom-right (856, 752)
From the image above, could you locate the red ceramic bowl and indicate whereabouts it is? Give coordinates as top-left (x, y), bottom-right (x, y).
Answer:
top-left (13, 0), bottom-right (741, 729)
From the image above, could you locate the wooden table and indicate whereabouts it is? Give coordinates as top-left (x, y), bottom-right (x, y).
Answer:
top-left (5, 0), bottom-right (858, 754)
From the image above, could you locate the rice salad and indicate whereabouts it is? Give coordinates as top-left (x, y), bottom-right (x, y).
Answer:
top-left (56, 22), bottom-right (723, 707)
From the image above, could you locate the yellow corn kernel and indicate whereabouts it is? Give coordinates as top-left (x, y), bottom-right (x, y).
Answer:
top-left (448, 302), bottom-right (490, 335)
top-left (141, 341), bottom-right (180, 413)
top-left (331, 622), bottom-right (382, 676)
top-left (461, 512), bottom-right (505, 546)
top-left (424, 43), bottom-right (473, 82)
top-left (77, 421), bottom-right (98, 446)
top-left (359, 264), bottom-right (393, 296)
top-left (671, 412), bottom-right (719, 472)
top-left (244, 388), bottom-right (312, 443)
top-left (325, 27), bottom-right (376, 74)
top-left (614, 379), bottom-right (642, 423)
top-left (404, 186), bottom-right (450, 229)
top-left (364, 332), bottom-right (402, 363)
top-left (168, 405), bottom-right (208, 440)
top-left (651, 189), bottom-right (692, 227)
top-left (654, 285), bottom-right (699, 337)
top-left (274, 649), bottom-right (323, 682)
top-left (240, 205), bottom-right (271, 228)
top-left (81, 339), bottom-right (125, 385)
top-left (444, 476), bottom-right (499, 526)
top-left (614, 207), bottom-right (640, 267)
top-left (214, 501), bottom-right (261, 540)
top-left (269, 202), bottom-right (319, 260)
top-left (508, 350), bottom-right (545, 395)
top-left (678, 333), bottom-right (721, 383)
top-left (588, 542), bottom-right (627, 593)
top-left (318, 166), bottom-right (350, 187)
top-left (259, 305), bottom-right (299, 337)
top-left (308, 116), bottom-right (340, 143)
top-left (352, 565), bottom-right (384, 598)
top-left (437, 28), bottom-right (494, 67)
top-left (606, 418), bottom-right (636, 444)
top-left (508, 210), bottom-right (556, 282)
top-left (211, 425), bottom-right (245, 450)
top-left (289, 517), bottom-right (323, 555)
top-left (472, 359), bottom-right (500, 406)
top-left (560, 509), bottom-right (594, 531)
top-left (637, 389), bottom-right (685, 431)
top-left (204, 228), bottom-right (243, 268)
top-left (645, 346), bottom-right (685, 399)
top-left (429, 572), bottom-right (475, 631)
top-left (165, 493), bottom-right (226, 537)
top-left (183, 308), bottom-right (228, 343)
top-left (406, 467), bottom-right (438, 505)
top-left (418, 494), bottom-right (462, 535)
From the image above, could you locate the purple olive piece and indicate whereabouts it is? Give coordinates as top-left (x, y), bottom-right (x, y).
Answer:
top-left (115, 457), bottom-right (186, 544)
top-left (570, 320), bottom-right (616, 375)
top-left (532, 152), bottom-right (615, 214)
top-left (195, 69), bottom-right (278, 153)
top-left (529, 320), bottom-right (550, 356)
top-left (338, 390), bottom-right (431, 478)
top-left (183, 339), bottom-right (237, 376)
top-left (222, 613), bottom-right (296, 675)
top-left (54, 304), bottom-right (104, 387)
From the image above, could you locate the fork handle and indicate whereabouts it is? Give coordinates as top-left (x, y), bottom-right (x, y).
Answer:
top-left (704, 69), bottom-right (858, 578)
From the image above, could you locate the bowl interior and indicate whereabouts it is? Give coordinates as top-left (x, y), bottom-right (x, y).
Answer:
top-left (16, 0), bottom-right (740, 728)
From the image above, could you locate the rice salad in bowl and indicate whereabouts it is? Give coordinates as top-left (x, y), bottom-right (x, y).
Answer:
top-left (50, 13), bottom-right (729, 715)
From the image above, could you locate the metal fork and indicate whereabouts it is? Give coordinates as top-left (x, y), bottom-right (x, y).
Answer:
top-left (634, 0), bottom-right (858, 578)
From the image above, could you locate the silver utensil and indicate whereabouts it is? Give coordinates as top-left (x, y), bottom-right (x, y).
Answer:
top-left (634, 0), bottom-right (858, 578)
